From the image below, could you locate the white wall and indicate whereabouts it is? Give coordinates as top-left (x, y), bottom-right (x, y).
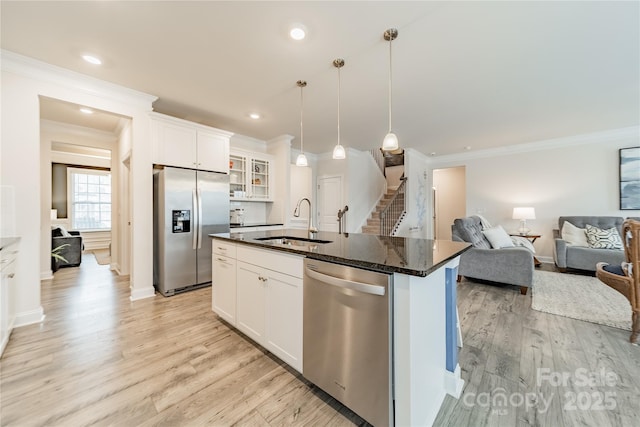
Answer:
top-left (346, 149), bottom-right (387, 232)
top-left (429, 127), bottom-right (640, 261)
top-left (1, 51), bottom-right (156, 328)
top-left (315, 147), bottom-right (386, 233)
top-left (116, 120), bottom-right (132, 275)
top-left (396, 148), bottom-right (431, 239)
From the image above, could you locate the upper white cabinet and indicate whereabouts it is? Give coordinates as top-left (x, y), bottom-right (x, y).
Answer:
top-left (229, 150), bottom-right (273, 201)
top-left (150, 112), bottom-right (232, 173)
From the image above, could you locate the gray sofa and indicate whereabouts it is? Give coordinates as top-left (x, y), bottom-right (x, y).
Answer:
top-left (452, 216), bottom-right (534, 294)
top-left (553, 216), bottom-right (625, 273)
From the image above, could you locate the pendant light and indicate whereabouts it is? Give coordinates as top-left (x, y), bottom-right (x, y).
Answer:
top-left (296, 80), bottom-right (309, 167)
top-left (382, 28), bottom-right (399, 151)
top-left (332, 58), bottom-right (346, 160)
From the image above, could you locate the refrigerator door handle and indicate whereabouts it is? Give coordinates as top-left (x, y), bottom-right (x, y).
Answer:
top-left (197, 188), bottom-right (203, 249)
top-left (192, 188), bottom-right (198, 250)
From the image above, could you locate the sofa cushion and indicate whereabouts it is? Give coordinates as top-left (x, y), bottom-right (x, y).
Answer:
top-left (561, 221), bottom-right (588, 247)
top-left (558, 216), bottom-right (624, 239)
top-left (482, 226), bottom-right (515, 249)
top-left (566, 246), bottom-right (624, 271)
top-left (452, 217), bottom-right (491, 249)
top-left (585, 224), bottom-right (623, 250)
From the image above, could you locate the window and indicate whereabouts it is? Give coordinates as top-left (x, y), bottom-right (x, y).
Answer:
top-left (68, 168), bottom-right (111, 230)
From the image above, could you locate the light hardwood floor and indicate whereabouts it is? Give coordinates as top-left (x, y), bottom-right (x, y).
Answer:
top-left (1, 258), bottom-right (638, 426)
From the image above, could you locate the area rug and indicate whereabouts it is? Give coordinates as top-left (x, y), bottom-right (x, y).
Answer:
top-left (91, 249), bottom-right (111, 266)
top-left (532, 270), bottom-right (632, 331)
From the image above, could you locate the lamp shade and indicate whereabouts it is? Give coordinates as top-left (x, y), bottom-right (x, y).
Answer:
top-left (382, 132), bottom-right (399, 151)
top-left (512, 207), bottom-right (536, 220)
top-left (295, 153), bottom-right (308, 167)
top-left (332, 144), bottom-right (346, 159)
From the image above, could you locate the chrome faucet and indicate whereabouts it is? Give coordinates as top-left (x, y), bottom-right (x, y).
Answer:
top-left (294, 198), bottom-right (318, 234)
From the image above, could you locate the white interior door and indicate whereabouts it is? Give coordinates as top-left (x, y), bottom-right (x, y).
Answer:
top-left (317, 176), bottom-right (342, 232)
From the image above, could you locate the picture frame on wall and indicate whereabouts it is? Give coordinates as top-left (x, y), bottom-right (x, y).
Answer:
top-left (620, 146), bottom-right (640, 210)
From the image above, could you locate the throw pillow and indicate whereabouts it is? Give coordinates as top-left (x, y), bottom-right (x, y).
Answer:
top-left (482, 226), bottom-right (515, 249)
top-left (585, 224), bottom-right (623, 250)
top-left (561, 221), bottom-right (588, 247)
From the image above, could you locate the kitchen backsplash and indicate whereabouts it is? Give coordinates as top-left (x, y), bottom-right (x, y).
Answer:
top-left (229, 201), bottom-right (268, 224)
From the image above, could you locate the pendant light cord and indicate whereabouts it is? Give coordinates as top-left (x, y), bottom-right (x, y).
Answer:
top-left (300, 85), bottom-right (304, 154)
top-left (337, 66), bottom-right (341, 146)
top-left (388, 35), bottom-right (393, 133)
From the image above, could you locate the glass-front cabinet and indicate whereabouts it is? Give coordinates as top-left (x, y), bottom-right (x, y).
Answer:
top-left (229, 151), bottom-right (273, 201)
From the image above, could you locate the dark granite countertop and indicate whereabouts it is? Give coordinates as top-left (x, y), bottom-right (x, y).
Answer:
top-left (210, 229), bottom-right (470, 277)
top-left (230, 223), bottom-right (284, 229)
top-left (0, 237), bottom-right (20, 251)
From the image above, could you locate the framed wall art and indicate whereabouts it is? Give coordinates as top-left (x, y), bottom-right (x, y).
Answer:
top-left (620, 146), bottom-right (640, 210)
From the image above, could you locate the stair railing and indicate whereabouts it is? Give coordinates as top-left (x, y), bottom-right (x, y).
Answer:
top-left (379, 176), bottom-right (407, 236)
top-left (368, 148), bottom-right (386, 177)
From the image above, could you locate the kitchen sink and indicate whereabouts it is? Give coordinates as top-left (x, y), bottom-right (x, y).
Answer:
top-left (254, 235), bottom-right (333, 245)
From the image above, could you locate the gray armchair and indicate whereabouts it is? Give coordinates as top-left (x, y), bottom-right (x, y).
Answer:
top-left (52, 227), bottom-right (83, 271)
top-left (452, 216), bottom-right (534, 295)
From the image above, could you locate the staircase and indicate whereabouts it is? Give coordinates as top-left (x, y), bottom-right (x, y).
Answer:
top-left (362, 186), bottom-right (406, 235)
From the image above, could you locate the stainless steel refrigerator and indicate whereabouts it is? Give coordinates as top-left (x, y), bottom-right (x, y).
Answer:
top-left (153, 166), bottom-right (229, 296)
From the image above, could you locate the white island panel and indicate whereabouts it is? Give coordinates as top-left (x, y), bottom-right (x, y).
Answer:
top-left (394, 257), bottom-right (464, 427)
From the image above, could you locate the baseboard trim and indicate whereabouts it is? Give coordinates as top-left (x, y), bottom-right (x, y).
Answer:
top-left (40, 270), bottom-right (53, 280)
top-left (129, 286), bottom-right (155, 301)
top-left (14, 307), bottom-right (45, 328)
top-left (444, 364), bottom-right (465, 398)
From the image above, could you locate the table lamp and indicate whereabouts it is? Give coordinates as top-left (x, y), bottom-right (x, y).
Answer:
top-left (513, 207), bottom-right (535, 235)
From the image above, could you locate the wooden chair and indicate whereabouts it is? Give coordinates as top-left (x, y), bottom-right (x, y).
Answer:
top-left (596, 219), bottom-right (640, 344)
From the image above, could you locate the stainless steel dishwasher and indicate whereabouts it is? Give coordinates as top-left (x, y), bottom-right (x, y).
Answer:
top-left (303, 258), bottom-right (393, 426)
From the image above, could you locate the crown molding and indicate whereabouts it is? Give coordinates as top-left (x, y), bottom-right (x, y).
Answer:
top-left (1, 49), bottom-right (157, 109)
top-left (428, 126), bottom-right (640, 164)
top-left (429, 126), bottom-right (640, 164)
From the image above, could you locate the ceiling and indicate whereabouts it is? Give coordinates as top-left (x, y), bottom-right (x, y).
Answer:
top-left (2, 1), bottom-right (638, 156)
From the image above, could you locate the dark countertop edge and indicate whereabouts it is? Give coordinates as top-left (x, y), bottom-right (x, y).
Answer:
top-left (230, 223), bottom-right (284, 228)
top-left (0, 237), bottom-right (21, 251)
top-left (210, 234), bottom-right (470, 277)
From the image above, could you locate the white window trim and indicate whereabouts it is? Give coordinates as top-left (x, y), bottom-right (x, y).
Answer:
top-left (67, 167), bottom-right (112, 232)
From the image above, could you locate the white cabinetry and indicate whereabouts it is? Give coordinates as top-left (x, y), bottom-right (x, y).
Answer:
top-left (212, 242), bottom-right (237, 325)
top-left (210, 239), bottom-right (303, 372)
top-left (1, 239), bottom-right (19, 357)
top-left (236, 261), bottom-right (266, 343)
top-left (229, 151), bottom-right (273, 201)
top-left (150, 113), bottom-right (232, 173)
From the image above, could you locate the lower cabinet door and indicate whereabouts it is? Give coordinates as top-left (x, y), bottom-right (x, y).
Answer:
top-left (212, 255), bottom-right (237, 325)
top-left (236, 261), bottom-right (266, 345)
top-left (265, 269), bottom-right (303, 372)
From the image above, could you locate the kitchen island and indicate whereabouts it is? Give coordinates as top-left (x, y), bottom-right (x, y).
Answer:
top-left (210, 229), bottom-right (470, 426)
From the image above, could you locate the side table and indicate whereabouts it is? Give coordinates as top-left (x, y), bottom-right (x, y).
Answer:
top-left (510, 233), bottom-right (542, 266)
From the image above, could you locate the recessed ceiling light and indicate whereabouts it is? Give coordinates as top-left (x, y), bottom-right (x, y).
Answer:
top-left (80, 108), bottom-right (93, 114)
top-left (82, 54), bottom-right (102, 65)
top-left (249, 113), bottom-right (261, 120)
top-left (289, 25), bottom-right (306, 41)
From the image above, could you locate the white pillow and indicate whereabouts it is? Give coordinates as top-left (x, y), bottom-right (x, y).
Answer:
top-left (561, 221), bottom-right (588, 247)
top-left (585, 224), bottom-right (623, 250)
top-left (482, 226), bottom-right (515, 249)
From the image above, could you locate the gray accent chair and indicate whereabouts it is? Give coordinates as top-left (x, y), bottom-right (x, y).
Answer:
top-left (553, 216), bottom-right (625, 273)
top-left (452, 216), bottom-right (534, 295)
